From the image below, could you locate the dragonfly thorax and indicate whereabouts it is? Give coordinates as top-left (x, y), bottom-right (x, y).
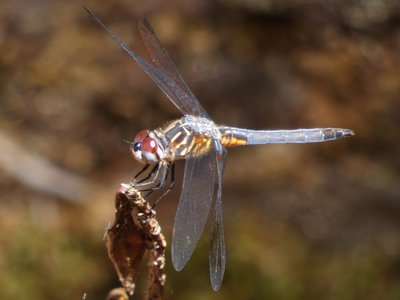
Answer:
top-left (130, 129), bottom-right (165, 164)
top-left (152, 116), bottom-right (221, 161)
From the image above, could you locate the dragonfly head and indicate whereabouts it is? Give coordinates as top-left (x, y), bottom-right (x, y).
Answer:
top-left (128, 130), bottom-right (164, 164)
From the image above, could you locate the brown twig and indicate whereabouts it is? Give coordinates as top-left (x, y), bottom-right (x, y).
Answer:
top-left (106, 183), bottom-right (166, 299)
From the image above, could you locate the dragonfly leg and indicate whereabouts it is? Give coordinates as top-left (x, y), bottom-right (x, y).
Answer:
top-left (151, 163), bottom-right (175, 209)
top-left (142, 162), bottom-right (170, 196)
top-left (134, 164), bottom-right (150, 180)
top-left (134, 163), bottom-right (163, 190)
top-left (136, 164), bottom-right (159, 184)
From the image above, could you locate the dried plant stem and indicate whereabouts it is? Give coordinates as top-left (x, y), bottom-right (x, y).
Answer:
top-left (106, 184), bottom-right (166, 300)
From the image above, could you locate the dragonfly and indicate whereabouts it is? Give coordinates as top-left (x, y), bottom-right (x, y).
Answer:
top-left (84, 7), bottom-right (354, 291)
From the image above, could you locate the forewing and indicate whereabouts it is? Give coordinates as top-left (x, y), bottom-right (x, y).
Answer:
top-left (138, 19), bottom-right (208, 118)
top-left (172, 151), bottom-right (216, 271)
top-left (84, 7), bottom-right (205, 117)
top-left (209, 141), bottom-right (227, 291)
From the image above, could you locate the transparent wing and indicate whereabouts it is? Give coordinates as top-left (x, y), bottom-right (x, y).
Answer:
top-left (209, 140), bottom-right (226, 291)
top-left (84, 7), bottom-right (207, 118)
top-left (138, 19), bottom-right (208, 118)
top-left (172, 150), bottom-right (216, 271)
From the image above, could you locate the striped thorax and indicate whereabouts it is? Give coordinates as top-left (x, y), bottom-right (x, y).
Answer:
top-left (155, 115), bottom-right (220, 161)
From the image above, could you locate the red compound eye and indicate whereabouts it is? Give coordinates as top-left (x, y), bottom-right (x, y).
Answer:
top-left (134, 130), bottom-right (149, 143)
top-left (141, 137), bottom-right (157, 153)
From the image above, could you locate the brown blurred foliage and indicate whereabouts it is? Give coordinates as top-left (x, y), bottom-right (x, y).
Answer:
top-left (0, 0), bottom-right (400, 299)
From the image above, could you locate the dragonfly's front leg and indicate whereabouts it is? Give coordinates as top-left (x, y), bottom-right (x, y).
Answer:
top-left (133, 161), bottom-right (167, 190)
top-left (141, 162), bottom-right (171, 196)
top-left (147, 163), bottom-right (176, 206)
top-left (135, 164), bottom-right (159, 184)
top-left (134, 164), bottom-right (150, 180)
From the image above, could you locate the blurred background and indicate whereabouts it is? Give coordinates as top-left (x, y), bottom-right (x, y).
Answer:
top-left (1, 0), bottom-right (400, 299)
